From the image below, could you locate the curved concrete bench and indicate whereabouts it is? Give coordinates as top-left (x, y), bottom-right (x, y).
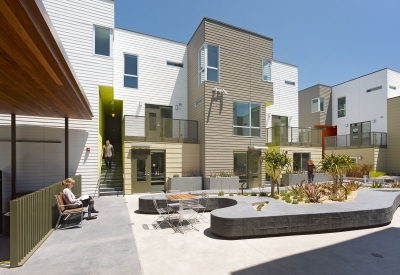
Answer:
top-left (138, 194), bottom-right (237, 214)
top-left (211, 189), bottom-right (400, 238)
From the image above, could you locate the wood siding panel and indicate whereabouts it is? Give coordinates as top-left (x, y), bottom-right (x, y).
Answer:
top-left (200, 20), bottom-right (273, 181)
top-left (187, 21), bottom-right (205, 176)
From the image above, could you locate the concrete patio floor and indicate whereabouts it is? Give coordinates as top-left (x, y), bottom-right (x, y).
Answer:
top-left (0, 194), bottom-right (399, 275)
top-left (126, 194), bottom-right (400, 275)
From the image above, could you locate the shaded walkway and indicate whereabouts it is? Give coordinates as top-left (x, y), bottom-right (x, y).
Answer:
top-left (0, 196), bottom-right (142, 275)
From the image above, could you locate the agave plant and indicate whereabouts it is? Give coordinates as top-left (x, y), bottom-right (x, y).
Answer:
top-left (303, 183), bottom-right (323, 203)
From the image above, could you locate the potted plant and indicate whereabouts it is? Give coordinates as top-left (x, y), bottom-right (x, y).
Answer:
top-left (166, 171), bottom-right (202, 192)
top-left (204, 170), bottom-right (239, 190)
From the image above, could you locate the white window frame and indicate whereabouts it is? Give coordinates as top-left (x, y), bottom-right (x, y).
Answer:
top-left (198, 44), bottom-right (220, 85)
top-left (285, 80), bottom-right (296, 86)
top-left (338, 96), bottom-right (346, 118)
top-left (124, 53), bottom-right (138, 89)
top-left (311, 97), bottom-right (325, 113)
top-left (93, 25), bottom-right (113, 57)
top-left (262, 58), bottom-right (271, 81)
top-left (233, 101), bottom-right (262, 138)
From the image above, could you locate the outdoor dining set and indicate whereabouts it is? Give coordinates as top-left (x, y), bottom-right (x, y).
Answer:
top-left (152, 190), bottom-right (209, 234)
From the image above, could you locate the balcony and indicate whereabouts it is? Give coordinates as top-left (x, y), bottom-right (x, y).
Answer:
top-left (124, 115), bottom-right (198, 144)
top-left (266, 126), bottom-right (322, 147)
top-left (325, 132), bottom-right (387, 149)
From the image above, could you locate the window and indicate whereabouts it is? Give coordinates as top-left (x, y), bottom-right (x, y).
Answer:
top-left (285, 80), bottom-right (295, 86)
top-left (389, 85), bottom-right (396, 90)
top-left (311, 97), bottom-right (325, 113)
top-left (338, 97), bottom-right (346, 117)
top-left (233, 102), bottom-right (261, 137)
top-left (366, 86), bottom-right (382, 93)
top-left (293, 153), bottom-right (310, 172)
top-left (198, 44), bottom-right (219, 84)
top-left (167, 61), bottom-right (183, 68)
top-left (195, 98), bottom-right (203, 107)
top-left (124, 54), bottom-right (138, 89)
top-left (94, 26), bottom-right (112, 56)
top-left (262, 58), bottom-right (271, 81)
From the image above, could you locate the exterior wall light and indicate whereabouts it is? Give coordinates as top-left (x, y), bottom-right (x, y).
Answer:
top-left (175, 105), bottom-right (178, 110)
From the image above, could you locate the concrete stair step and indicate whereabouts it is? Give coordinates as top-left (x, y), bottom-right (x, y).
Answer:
top-left (99, 191), bottom-right (122, 196)
top-left (100, 187), bottom-right (123, 192)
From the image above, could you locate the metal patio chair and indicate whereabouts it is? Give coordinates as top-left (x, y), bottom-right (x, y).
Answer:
top-left (166, 190), bottom-right (181, 210)
top-left (193, 192), bottom-right (209, 223)
top-left (152, 195), bottom-right (176, 230)
top-left (176, 199), bottom-right (199, 234)
top-left (54, 193), bottom-right (85, 230)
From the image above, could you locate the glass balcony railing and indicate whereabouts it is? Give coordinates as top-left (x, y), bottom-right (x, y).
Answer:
top-left (124, 115), bottom-right (198, 144)
top-left (325, 132), bottom-right (387, 148)
top-left (266, 126), bottom-right (322, 147)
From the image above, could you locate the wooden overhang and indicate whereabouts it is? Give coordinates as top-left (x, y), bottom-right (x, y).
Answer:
top-left (0, 0), bottom-right (93, 119)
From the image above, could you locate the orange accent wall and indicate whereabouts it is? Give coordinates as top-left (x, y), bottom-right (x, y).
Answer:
top-left (314, 125), bottom-right (337, 158)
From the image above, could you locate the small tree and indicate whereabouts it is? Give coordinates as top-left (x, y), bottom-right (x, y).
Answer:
top-left (318, 153), bottom-right (354, 200)
top-left (261, 150), bottom-right (291, 197)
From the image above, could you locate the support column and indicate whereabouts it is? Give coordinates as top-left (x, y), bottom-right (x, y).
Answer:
top-left (65, 117), bottom-right (69, 179)
top-left (11, 114), bottom-right (16, 199)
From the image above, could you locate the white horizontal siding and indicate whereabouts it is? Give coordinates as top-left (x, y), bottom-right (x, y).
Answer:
top-left (113, 29), bottom-right (188, 127)
top-left (332, 69), bottom-right (388, 135)
top-left (387, 69), bottom-right (400, 99)
top-left (266, 61), bottom-right (299, 128)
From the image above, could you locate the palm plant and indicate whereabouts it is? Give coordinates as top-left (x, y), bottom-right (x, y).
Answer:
top-left (261, 150), bottom-right (292, 197)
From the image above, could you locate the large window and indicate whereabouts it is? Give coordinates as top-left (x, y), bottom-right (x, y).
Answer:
top-left (262, 58), bottom-right (271, 81)
top-left (94, 26), bottom-right (112, 56)
top-left (338, 97), bottom-right (346, 117)
top-left (198, 44), bottom-right (219, 84)
top-left (233, 102), bottom-right (261, 137)
top-left (124, 54), bottom-right (138, 89)
top-left (311, 97), bottom-right (325, 113)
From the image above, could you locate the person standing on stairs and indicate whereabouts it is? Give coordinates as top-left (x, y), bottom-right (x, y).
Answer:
top-left (103, 139), bottom-right (114, 171)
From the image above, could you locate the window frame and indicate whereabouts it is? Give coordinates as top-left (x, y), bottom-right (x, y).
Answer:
top-left (123, 53), bottom-right (138, 89)
top-left (233, 101), bottom-right (262, 138)
top-left (337, 96), bottom-right (346, 118)
top-left (167, 61), bottom-right (183, 68)
top-left (311, 97), bottom-right (325, 113)
top-left (262, 58), bottom-right (271, 82)
top-left (389, 85), bottom-right (396, 90)
top-left (366, 86), bottom-right (382, 93)
top-left (285, 80), bottom-right (296, 86)
top-left (93, 25), bottom-right (113, 57)
top-left (198, 44), bottom-right (220, 85)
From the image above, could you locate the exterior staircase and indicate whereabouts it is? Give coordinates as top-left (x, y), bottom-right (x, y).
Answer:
top-left (99, 143), bottom-right (123, 196)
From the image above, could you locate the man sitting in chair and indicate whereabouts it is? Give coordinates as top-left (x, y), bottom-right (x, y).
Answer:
top-left (62, 178), bottom-right (99, 220)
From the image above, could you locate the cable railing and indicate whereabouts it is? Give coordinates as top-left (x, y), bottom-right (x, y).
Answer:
top-left (325, 132), bottom-right (387, 148)
top-left (266, 126), bottom-right (322, 147)
top-left (124, 115), bottom-right (198, 144)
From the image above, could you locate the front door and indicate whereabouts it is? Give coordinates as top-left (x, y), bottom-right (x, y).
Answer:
top-left (131, 149), bottom-right (151, 193)
top-left (271, 115), bottom-right (288, 144)
top-left (350, 123), bottom-right (361, 146)
top-left (145, 108), bottom-right (161, 141)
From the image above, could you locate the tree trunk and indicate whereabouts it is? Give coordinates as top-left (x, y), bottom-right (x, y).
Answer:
top-left (270, 181), bottom-right (275, 197)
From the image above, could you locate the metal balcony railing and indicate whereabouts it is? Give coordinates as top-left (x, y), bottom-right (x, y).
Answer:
top-left (124, 115), bottom-right (198, 144)
top-left (266, 126), bottom-right (322, 147)
top-left (325, 132), bottom-right (387, 148)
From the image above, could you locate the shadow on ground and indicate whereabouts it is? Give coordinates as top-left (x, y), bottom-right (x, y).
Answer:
top-left (231, 228), bottom-right (400, 275)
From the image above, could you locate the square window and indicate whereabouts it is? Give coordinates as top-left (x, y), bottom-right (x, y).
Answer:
top-left (233, 101), bottom-right (261, 137)
top-left (311, 98), bottom-right (325, 113)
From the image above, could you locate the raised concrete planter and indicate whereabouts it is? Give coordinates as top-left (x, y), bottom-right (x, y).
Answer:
top-left (204, 176), bottom-right (239, 190)
top-left (281, 173), bottom-right (331, 186)
top-left (166, 177), bottom-right (202, 192)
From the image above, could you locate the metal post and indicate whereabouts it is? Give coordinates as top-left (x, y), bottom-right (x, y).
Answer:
top-left (11, 114), bottom-right (16, 199)
top-left (65, 118), bottom-right (69, 179)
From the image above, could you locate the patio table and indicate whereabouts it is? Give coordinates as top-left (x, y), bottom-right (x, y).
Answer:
top-left (166, 194), bottom-right (198, 233)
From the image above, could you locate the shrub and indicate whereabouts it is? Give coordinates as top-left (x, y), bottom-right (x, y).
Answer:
top-left (273, 195), bottom-right (279, 200)
top-left (390, 182), bottom-right (400, 188)
top-left (229, 193), bottom-right (234, 196)
top-left (173, 174), bottom-right (179, 177)
top-left (304, 198), bottom-right (310, 203)
top-left (242, 192), bottom-right (249, 196)
top-left (344, 180), bottom-right (364, 191)
top-left (285, 198), bottom-right (292, 203)
top-left (303, 183), bottom-right (323, 203)
top-left (218, 191), bottom-right (225, 196)
top-left (371, 181), bottom-right (384, 188)
top-left (292, 200), bottom-right (299, 204)
top-left (259, 192), bottom-right (268, 197)
top-left (370, 171), bottom-right (386, 178)
top-left (256, 204), bottom-right (264, 211)
top-left (250, 192), bottom-right (257, 196)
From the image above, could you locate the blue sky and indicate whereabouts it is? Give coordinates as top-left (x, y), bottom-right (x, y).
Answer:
top-left (115, 0), bottom-right (400, 90)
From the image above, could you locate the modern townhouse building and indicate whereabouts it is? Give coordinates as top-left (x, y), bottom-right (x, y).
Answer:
top-left (299, 68), bottom-right (400, 172)
top-left (1, 0), bottom-right (301, 218)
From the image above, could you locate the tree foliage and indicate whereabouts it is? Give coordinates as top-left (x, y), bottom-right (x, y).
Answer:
top-left (318, 153), bottom-right (354, 200)
top-left (261, 150), bottom-right (291, 197)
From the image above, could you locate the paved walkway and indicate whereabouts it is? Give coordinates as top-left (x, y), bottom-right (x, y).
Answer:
top-left (0, 196), bottom-right (142, 275)
top-left (1, 194), bottom-right (400, 274)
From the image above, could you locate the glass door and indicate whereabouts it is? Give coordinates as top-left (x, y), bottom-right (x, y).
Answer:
top-left (350, 123), bottom-right (361, 146)
top-left (131, 149), bottom-right (151, 193)
top-left (150, 151), bottom-right (166, 193)
top-left (271, 115), bottom-right (288, 144)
